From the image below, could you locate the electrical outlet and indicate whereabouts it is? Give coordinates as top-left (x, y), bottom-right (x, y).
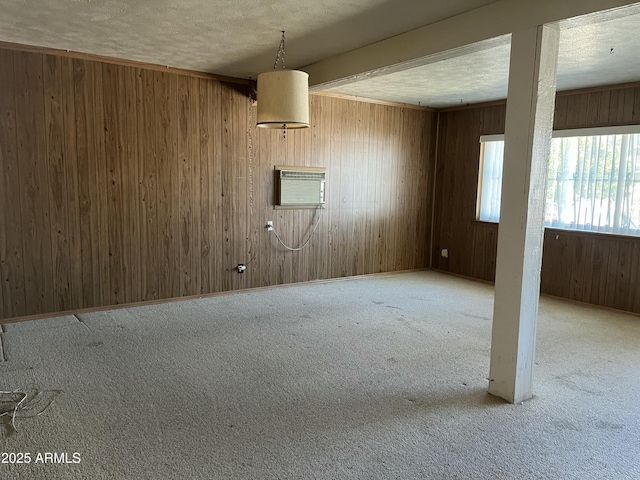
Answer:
top-left (441, 248), bottom-right (449, 259)
top-left (266, 221), bottom-right (273, 231)
top-left (237, 264), bottom-right (246, 273)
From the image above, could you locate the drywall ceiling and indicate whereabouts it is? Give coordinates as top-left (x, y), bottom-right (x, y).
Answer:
top-left (1, 0), bottom-right (639, 108)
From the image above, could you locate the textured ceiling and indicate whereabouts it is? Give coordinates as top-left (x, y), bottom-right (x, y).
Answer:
top-left (0, 0), bottom-right (499, 78)
top-left (324, 39), bottom-right (512, 108)
top-left (324, 7), bottom-right (640, 108)
top-left (1, 1), bottom-right (639, 108)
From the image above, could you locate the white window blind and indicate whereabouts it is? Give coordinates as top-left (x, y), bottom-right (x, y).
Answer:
top-left (477, 127), bottom-right (640, 236)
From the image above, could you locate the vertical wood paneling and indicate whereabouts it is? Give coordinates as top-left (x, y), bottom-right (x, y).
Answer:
top-left (190, 77), bottom-right (202, 295)
top-left (610, 89), bottom-right (626, 124)
top-left (633, 88), bottom-right (640, 124)
top-left (372, 104), bottom-right (386, 273)
top-left (603, 240), bottom-right (620, 308)
top-left (246, 96), bottom-right (261, 289)
top-left (590, 237), bottom-right (610, 306)
top-left (123, 65), bottom-right (140, 304)
top-left (211, 81), bottom-right (224, 293)
top-left (14, 51), bottom-right (54, 315)
top-left (586, 93), bottom-right (600, 125)
top-left (73, 58), bottom-right (99, 307)
top-left (628, 243), bottom-right (640, 312)
top-left (351, 101), bottom-right (369, 275)
top-left (379, 106), bottom-right (394, 273)
top-left (436, 85), bottom-right (640, 314)
top-left (254, 114), bottom-right (269, 287)
top-left (597, 90), bottom-right (611, 125)
top-left (569, 233), bottom-right (592, 302)
top-left (136, 68), bottom-right (157, 301)
top-left (622, 88), bottom-right (635, 122)
top-left (198, 78), bottom-right (212, 294)
top-left (103, 64), bottom-right (124, 305)
top-left (277, 129), bottom-right (293, 284)
top-left (432, 104), bottom-right (505, 279)
top-left (44, 54), bottom-right (72, 311)
top-left (311, 96), bottom-right (330, 280)
top-left (234, 85), bottom-right (249, 290)
top-left (155, 71), bottom-right (180, 300)
top-left (92, 61), bottom-right (110, 307)
top-left (470, 225), bottom-right (487, 280)
top-left (178, 75), bottom-right (193, 296)
top-left (0, 49), bottom-right (25, 318)
top-left (62, 57), bottom-right (82, 310)
top-left (290, 133), bottom-right (303, 282)
top-left (612, 241), bottom-right (631, 310)
top-left (413, 111), bottom-right (426, 269)
top-left (554, 95), bottom-right (568, 129)
top-left (0, 52), bottom-right (9, 318)
top-left (333, 98), bottom-right (347, 278)
top-left (569, 93), bottom-right (588, 126)
top-left (220, 83), bottom-right (235, 291)
top-left (0, 46), bottom-right (435, 321)
top-left (386, 106), bottom-right (400, 272)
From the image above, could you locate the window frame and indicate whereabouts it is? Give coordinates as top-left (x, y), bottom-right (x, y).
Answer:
top-left (476, 125), bottom-right (640, 237)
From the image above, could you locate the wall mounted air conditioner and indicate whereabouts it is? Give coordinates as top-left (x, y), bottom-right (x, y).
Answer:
top-left (276, 167), bottom-right (326, 206)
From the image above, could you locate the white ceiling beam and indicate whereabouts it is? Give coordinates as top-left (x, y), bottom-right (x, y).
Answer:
top-left (303, 0), bottom-right (640, 90)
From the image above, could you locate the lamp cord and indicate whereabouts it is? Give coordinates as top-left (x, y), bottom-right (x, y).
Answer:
top-left (271, 208), bottom-right (323, 251)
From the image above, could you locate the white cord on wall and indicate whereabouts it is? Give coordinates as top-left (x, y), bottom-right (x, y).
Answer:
top-left (271, 208), bottom-right (324, 251)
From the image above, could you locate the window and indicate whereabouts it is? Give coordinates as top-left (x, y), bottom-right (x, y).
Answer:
top-left (477, 126), bottom-right (640, 236)
top-left (477, 136), bottom-right (504, 223)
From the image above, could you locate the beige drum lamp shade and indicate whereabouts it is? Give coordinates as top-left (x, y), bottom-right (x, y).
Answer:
top-left (256, 69), bottom-right (310, 129)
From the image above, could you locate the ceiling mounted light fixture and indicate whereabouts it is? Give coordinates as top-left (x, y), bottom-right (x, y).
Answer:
top-left (256, 31), bottom-right (310, 129)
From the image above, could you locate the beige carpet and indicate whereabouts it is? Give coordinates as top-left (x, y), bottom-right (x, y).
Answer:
top-left (1, 271), bottom-right (639, 479)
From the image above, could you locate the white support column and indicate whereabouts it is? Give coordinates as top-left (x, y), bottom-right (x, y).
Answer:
top-left (488, 24), bottom-right (559, 404)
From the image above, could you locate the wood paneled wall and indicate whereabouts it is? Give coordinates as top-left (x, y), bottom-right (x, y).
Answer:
top-left (431, 104), bottom-right (505, 280)
top-left (540, 229), bottom-right (640, 313)
top-left (0, 47), bottom-right (436, 321)
top-left (433, 85), bottom-right (640, 314)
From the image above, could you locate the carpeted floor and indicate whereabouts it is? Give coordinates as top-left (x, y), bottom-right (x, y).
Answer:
top-left (1, 270), bottom-right (639, 479)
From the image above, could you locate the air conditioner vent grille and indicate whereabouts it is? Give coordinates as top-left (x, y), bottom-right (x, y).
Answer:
top-left (277, 168), bottom-right (326, 206)
top-left (280, 170), bottom-right (325, 181)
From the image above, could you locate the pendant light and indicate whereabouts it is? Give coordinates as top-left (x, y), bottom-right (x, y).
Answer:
top-left (256, 31), bottom-right (310, 129)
